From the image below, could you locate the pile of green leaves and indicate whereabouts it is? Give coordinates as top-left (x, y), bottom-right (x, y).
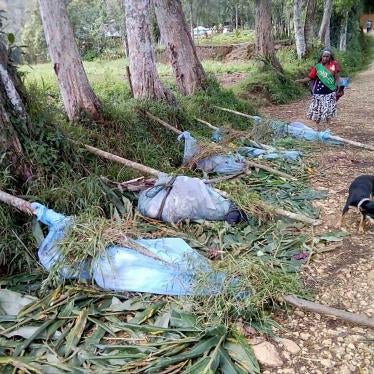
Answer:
top-left (0, 285), bottom-right (260, 373)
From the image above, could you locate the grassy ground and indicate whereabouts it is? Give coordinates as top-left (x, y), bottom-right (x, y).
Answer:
top-left (194, 30), bottom-right (255, 46)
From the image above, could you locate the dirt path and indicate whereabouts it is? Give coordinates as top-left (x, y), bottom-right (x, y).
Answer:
top-left (258, 61), bottom-right (374, 373)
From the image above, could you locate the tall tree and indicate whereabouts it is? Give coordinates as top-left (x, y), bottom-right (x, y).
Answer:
top-left (318, 0), bottom-right (333, 48)
top-left (304, 0), bottom-right (316, 53)
top-left (293, 0), bottom-right (306, 59)
top-left (123, 0), bottom-right (176, 104)
top-left (38, 0), bottom-right (102, 121)
top-left (255, 0), bottom-right (283, 71)
top-left (153, 0), bottom-right (207, 96)
top-left (0, 40), bottom-right (32, 182)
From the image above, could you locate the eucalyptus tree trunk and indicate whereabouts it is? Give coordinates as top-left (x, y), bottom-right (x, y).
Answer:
top-left (293, 0), bottom-right (306, 59)
top-left (255, 0), bottom-right (283, 71)
top-left (38, 0), bottom-right (102, 122)
top-left (153, 0), bottom-right (207, 95)
top-left (304, 0), bottom-right (316, 53)
top-left (339, 11), bottom-right (349, 51)
top-left (318, 0), bottom-right (333, 48)
top-left (123, 0), bottom-right (176, 104)
top-left (0, 41), bottom-right (32, 182)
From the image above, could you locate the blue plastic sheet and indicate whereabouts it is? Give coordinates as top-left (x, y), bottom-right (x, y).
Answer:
top-left (238, 147), bottom-right (302, 161)
top-left (32, 203), bottom-right (224, 295)
top-left (178, 131), bottom-right (246, 175)
top-left (137, 175), bottom-right (234, 223)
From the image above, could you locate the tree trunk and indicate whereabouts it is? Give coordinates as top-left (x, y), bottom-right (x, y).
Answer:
top-left (339, 11), bottom-right (349, 51)
top-left (123, 0), bottom-right (176, 104)
top-left (0, 40), bottom-right (32, 182)
top-left (38, 0), bottom-right (102, 122)
top-left (318, 0), bottom-right (332, 48)
top-left (304, 0), bottom-right (316, 53)
top-left (153, 0), bottom-right (207, 95)
top-left (293, 0), bottom-right (306, 59)
top-left (235, 3), bottom-right (239, 30)
top-left (189, 0), bottom-right (193, 39)
top-left (255, 0), bottom-right (283, 71)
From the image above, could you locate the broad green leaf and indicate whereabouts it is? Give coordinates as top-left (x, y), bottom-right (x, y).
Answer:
top-left (219, 346), bottom-right (242, 374)
top-left (7, 33), bottom-right (15, 44)
top-left (170, 309), bottom-right (197, 328)
top-left (64, 308), bottom-right (88, 357)
top-left (130, 302), bottom-right (166, 324)
top-left (153, 311), bottom-right (170, 328)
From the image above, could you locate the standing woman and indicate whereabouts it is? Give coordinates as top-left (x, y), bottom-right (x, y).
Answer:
top-left (296, 49), bottom-right (341, 125)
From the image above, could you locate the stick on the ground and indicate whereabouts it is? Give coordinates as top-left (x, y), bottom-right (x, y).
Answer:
top-left (246, 160), bottom-right (296, 181)
top-left (328, 135), bottom-right (374, 152)
top-left (82, 144), bottom-right (161, 177)
top-left (260, 202), bottom-right (320, 226)
top-left (283, 295), bottom-right (374, 329)
top-left (214, 106), bottom-right (257, 120)
top-left (0, 190), bottom-right (34, 215)
top-left (145, 111), bottom-right (182, 135)
top-left (195, 117), bottom-right (274, 151)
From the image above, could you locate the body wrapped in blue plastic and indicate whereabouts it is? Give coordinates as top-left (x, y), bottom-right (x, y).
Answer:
top-left (32, 203), bottom-right (224, 296)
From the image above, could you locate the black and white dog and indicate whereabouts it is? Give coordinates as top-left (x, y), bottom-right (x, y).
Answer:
top-left (339, 175), bottom-right (374, 233)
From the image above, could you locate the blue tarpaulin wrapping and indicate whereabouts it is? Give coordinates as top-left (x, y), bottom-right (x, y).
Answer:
top-left (32, 203), bottom-right (224, 295)
top-left (137, 174), bottom-right (238, 223)
top-left (177, 131), bottom-right (246, 175)
top-left (238, 147), bottom-right (302, 161)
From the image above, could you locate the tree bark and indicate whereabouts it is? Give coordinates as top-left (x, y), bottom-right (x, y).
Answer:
top-left (0, 40), bottom-right (32, 182)
top-left (38, 0), bottom-right (102, 122)
top-left (318, 0), bottom-right (333, 48)
top-left (293, 0), bottom-right (306, 59)
top-left (304, 0), bottom-right (316, 53)
top-left (153, 0), bottom-right (207, 95)
top-left (339, 11), bottom-right (349, 52)
top-left (123, 0), bottom-right (176, 104)
top-left (255, 0), bottom-right (283, 71)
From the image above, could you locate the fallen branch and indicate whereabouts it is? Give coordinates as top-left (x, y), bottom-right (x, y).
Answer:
top-left (260, 202), bottom-right (320, 226)
top-left (0, 190), bottom-right (34, 215)
top-left (327, 135), bottom-right (374, 152)
top-left (214, 106), bottom-right (256, 120)
top-left (82, 144), bottom-right (161, 177)
top-left (145, 111), bottom-right (182, 135)
top-left (195, 117), bottom-right (274, 151)
top-left (283, 295), bottom-right (374, 329)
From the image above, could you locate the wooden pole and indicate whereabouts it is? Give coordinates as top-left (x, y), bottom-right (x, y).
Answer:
top-left (214, 105), bottom-right (257, 120)
top-left (125, 66), bottom-right (134, 97)
top-left (145, 111), bottom-right (182, 135)
top-left (195, 117), bottom-right (274, 151)
top-left (283, 295), bottom-right (374, 328)
top-left (82, 144), bottom-right (161, 177)
top-left (0, 190), bottom-right (34, 215)
top-left (327, 135), bottom-right (374, 152)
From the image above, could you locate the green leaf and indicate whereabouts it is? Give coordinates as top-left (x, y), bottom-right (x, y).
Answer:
top-left (153, 311), bottom-right (171, 328)
top-left (64, 308), bottom-right (88, 357)
top-left (7, 33), bottom-right (15, 44)
top-left (130, 302), bottom-right (166, 324)
top-left (170, 309), bottom-right (197, 328)
top-left (224, 333), bottom-right (260, 374)
top-left (316, 230), bottom-right (350, 243)
top-left (219, 346), bottom-right (242, 374)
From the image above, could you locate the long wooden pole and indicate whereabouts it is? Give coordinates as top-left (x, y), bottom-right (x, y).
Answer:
top-left (83, 144), bottom-right (161, 177)
top-left (0, 190), bottom-right (34, 215)
top-left (146, 111), bottom-right (182, 135)
top-left (283, 295), bottom-right (374, 328)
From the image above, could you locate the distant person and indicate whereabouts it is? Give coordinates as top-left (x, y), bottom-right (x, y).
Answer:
top-left (367, 19), bottom-right (372, 33)
top-left (296, 49), bottom-right (342, 126)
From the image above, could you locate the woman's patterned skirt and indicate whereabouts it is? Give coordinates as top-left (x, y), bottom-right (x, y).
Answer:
top-left (307, 92), bottom-right (336, 122)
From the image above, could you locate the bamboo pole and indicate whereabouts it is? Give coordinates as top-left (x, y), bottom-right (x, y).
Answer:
top-left (145, 111), bottom-right (182, 135)
top-left (0, 190), bottom-right (34, 215)
top-left (327, 135), bottom-right (374, 151)
top-left (195, 117), bottom-right (274, 151)
top-left (283, 295), bottom-right (374, 328)
top-left (214, 105), bottom-right (257, 120)
top-left (83, 144), bottom-right (161, 177)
